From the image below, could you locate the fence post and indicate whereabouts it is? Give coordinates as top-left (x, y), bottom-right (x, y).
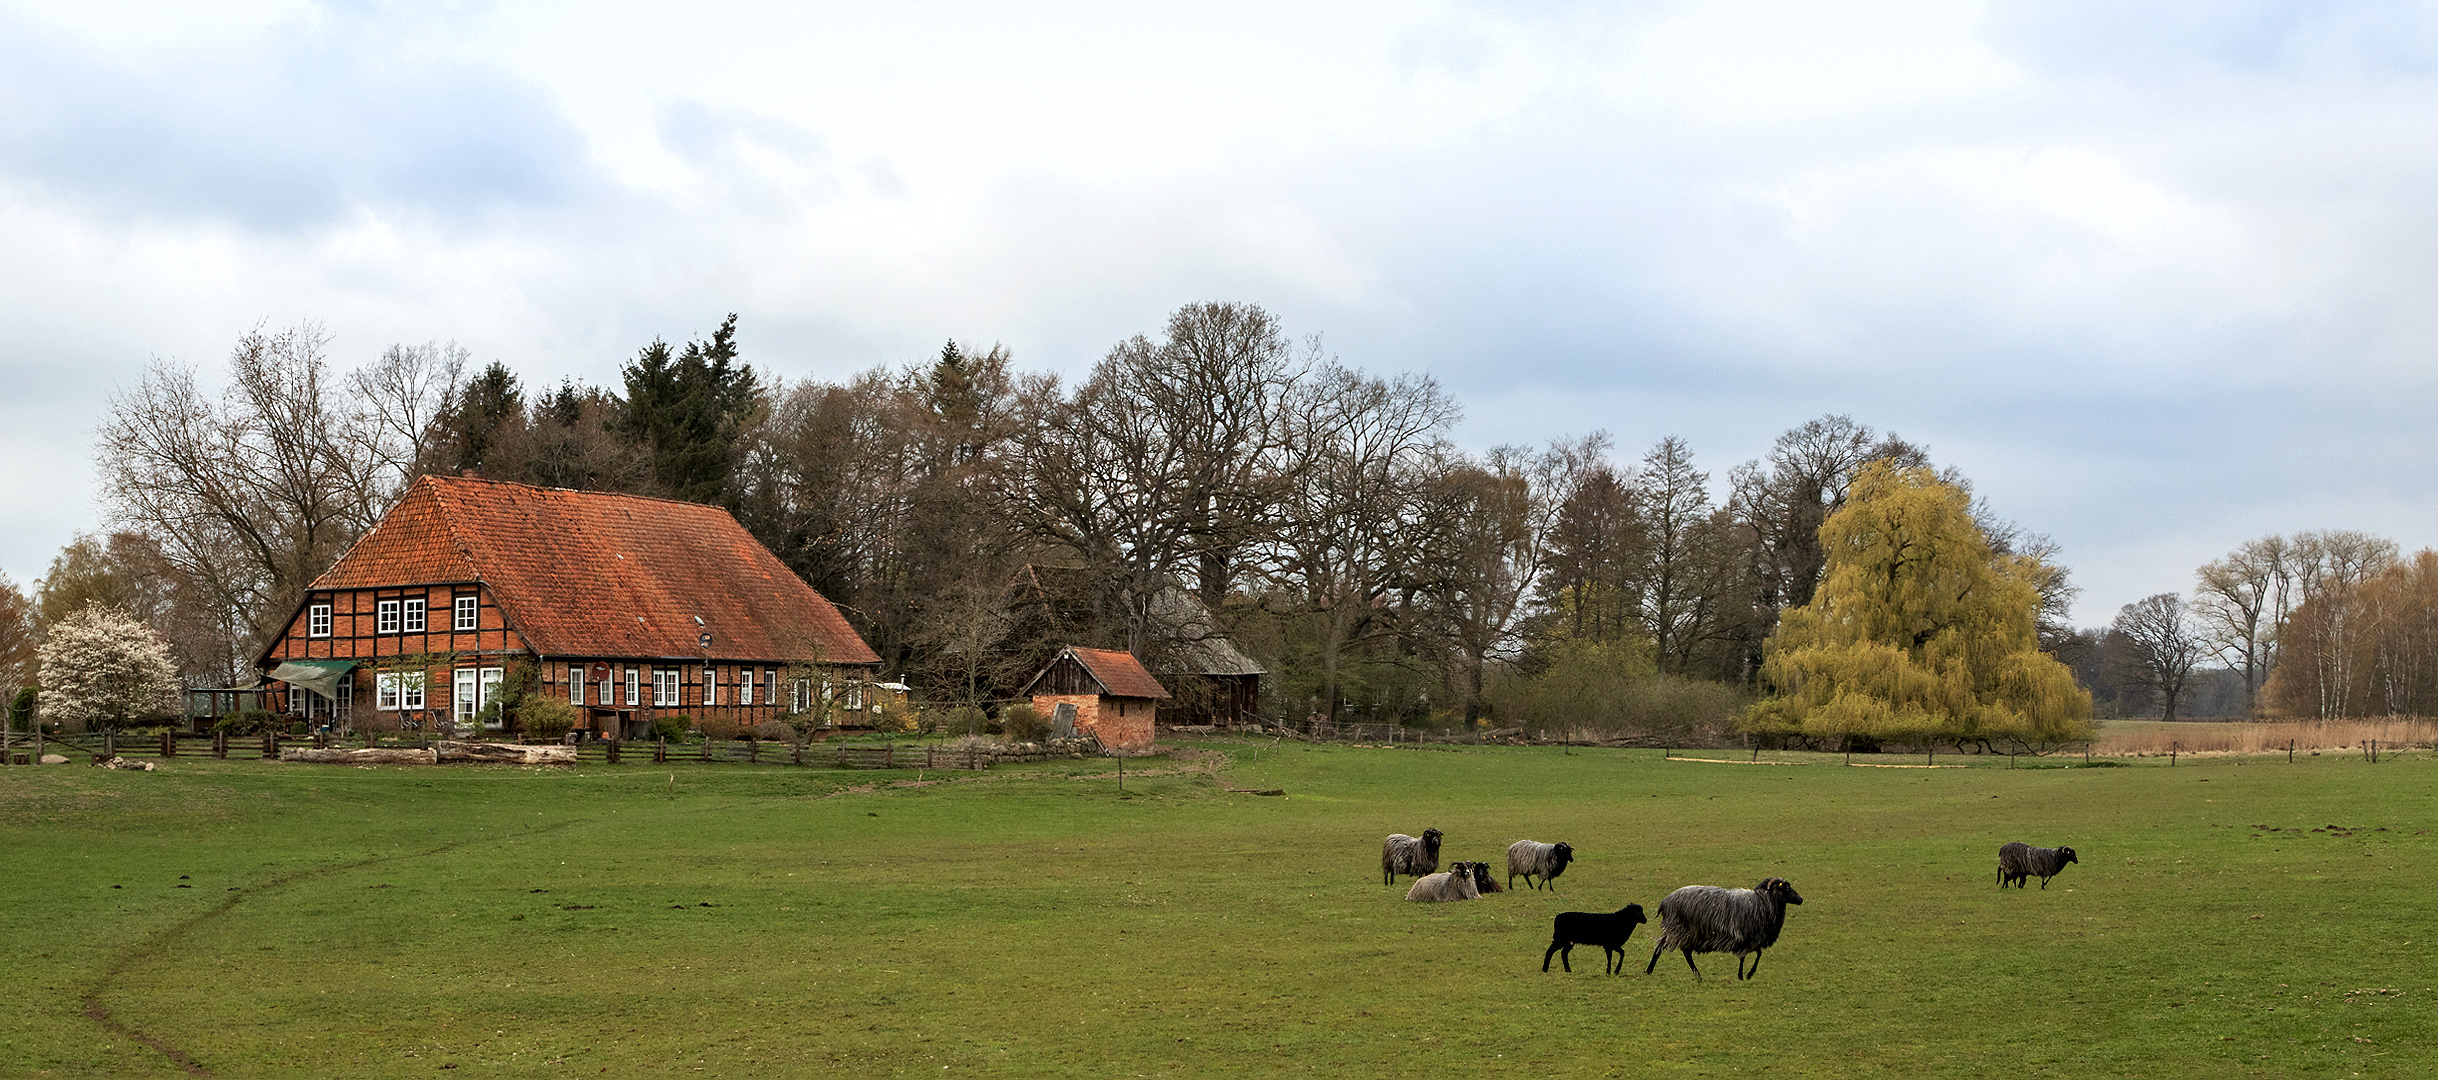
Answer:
top-left (2288, 739), bottom-right (2295, 764)
top-left (214, 730), bottom-right (228, 759)
top-left (750, 740), bottom-right (760, 764)
top-left (265, 731), bottom-right (277, 759)
top-left (105, 730), bottom-right (115, 757)
top-left (163, 730), bottom-right (175, 757)
top-left (607, 738), bottom-right (620, 764)
top-left (2170, 741), bottom-right (2177, 767)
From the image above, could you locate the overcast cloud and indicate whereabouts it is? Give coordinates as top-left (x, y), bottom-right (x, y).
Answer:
top-left (5, 0), bottom-right (2437, 627)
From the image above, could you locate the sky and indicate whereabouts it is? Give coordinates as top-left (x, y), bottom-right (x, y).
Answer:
top-left (5, 0), bottom-right (2437, 628)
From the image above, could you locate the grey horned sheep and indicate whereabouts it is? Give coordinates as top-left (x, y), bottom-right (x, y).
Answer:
top-left (1382, 828), bottom-right (1445, 885)
top-left (1645, 876), bottom-right (1804, 980)
top-left (1543, 904), bottom-right (1648, 974)
top-left (1405, 861), bottom-right (1483, 902)
top-left (1997, 842), bottom-right (2078, 889)
top-left (1506, 840), bottom-right (1575, 891)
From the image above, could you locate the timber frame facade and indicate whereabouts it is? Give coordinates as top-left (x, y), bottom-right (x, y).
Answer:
top-left (257, 474), bottom-right (881, 738)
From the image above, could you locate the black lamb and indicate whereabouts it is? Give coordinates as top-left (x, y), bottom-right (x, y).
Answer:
top-left (1542, 904), bottom-right (1648, 974)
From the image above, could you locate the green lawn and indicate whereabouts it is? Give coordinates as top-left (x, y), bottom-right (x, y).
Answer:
top-left (3, 742), bottom-right (2432, 1077)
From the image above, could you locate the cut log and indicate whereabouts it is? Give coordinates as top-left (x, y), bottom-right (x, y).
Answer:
top-left (280, 747), bottom-right (439, 765)
top-left (436, 742), bottom-right (579, 765)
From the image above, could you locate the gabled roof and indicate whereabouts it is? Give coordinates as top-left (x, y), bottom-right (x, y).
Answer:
top-left (302, 474), bottom-right (877, 665)
top-left (1025, 646), bottom-right (1172, 700)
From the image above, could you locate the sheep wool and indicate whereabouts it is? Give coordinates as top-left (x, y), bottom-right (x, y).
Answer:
top-left (1405, 862), bottom-right (1484, 902)
top-left (1645, 877), bottom-right (1805, 981)
top-left (1506, 840), bottom-right (1576, 891)
top-left (1997, 842), bottom-right (2079, 889)
top-left (1382, 828), bottom-right (1445, 885)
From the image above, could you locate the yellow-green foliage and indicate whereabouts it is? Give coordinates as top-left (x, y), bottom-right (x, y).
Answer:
top-left (1745, 464), bottom-right (2092, 747)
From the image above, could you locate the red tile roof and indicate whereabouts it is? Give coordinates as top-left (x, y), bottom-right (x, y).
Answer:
top-left (1065, 647), bottom-right (1171, 700)
top-left (311, 475), bottom-right (877, 665)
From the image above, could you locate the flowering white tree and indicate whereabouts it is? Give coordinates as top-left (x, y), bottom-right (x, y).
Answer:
top-left (38, 605), bottom-right (182, 731)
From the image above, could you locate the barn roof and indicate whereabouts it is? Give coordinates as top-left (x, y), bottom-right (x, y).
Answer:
top-left (303, 474), bottom-right (878, 665)
top-left (1026, 646), bottom-right (1172, 700)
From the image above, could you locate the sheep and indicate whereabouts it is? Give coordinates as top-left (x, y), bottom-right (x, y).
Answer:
top-left (1405, 861), bottom-right (1483, 902)
top-left (1465, 860), bottom-right (1506, 894)
top-left (1542, 904), bottom-right (1648, 974)
top-left (1644, 877), bottom-right (1804, 980)
top-left (1506, 840), bottom-right (1575, 891)
top-left (1382, 828), bottom-right (1445, 885)
top-left (1997, 842), bottom-right (2078, 889)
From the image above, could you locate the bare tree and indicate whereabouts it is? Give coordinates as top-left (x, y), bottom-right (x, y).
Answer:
top-left (0, 573), bottom-right (35, 697)
top-left (1420, 441), bottom-right (1587, 722)
top-left (2282, 530), bottom-right (2399, 719)
top-left (96, 323), bottom-right (426, 661)
top-left (2112, 593), bottom-right (2208, 721)
top-left (2193, 535), bottom-right (2290, 717)
top-left (1259, 364), bottom-right (1458, 719)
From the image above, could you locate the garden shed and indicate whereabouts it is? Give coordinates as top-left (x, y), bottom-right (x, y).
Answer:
top-left (1020, 646), bottom-right (1169, 752)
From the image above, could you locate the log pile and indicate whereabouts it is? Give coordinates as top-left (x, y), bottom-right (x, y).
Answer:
top-left (279, 743), bottom-right (577, 766)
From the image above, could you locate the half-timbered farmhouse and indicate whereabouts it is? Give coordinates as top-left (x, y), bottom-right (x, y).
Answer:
top-left (1021, 646), bottom-right (1169, 752)
top-left (256, 474), bottom-right (880, 738)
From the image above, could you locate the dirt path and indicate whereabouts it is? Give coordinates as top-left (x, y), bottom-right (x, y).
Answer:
top-left (80, 818), bottom-right (583, 1076)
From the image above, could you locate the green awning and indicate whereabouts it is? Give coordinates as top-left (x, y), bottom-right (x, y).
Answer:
top-left (268, 659), bottom-right (356, 699)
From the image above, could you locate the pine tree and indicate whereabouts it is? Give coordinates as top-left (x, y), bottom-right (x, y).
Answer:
top-left (1744, 463), bottom-right (2091, 750)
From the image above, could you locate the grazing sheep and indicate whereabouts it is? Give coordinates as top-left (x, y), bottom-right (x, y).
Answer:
top-left (1465, 860), bottom-right (1506, 894)
top-left (1997, 842), bottom-right (2078, 889)
top-left (1644, 877), bottom-right (1804, 980)
top-left (1506, 840), bottom-right (1575, 891)
top-left (1382, 828), bottom-right (1445, 885)
top-left (1405, 861), bottom-right (1483, 902)
top-left (1542, 904), bottom-right (1648, 974)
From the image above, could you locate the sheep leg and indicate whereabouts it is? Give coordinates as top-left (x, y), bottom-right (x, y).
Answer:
top-left (1681, 950), bottom-right (1702, 979)
top-left (1544, 942), bottom-right (1571, 972)
top-left (1603, 946), bottom-right (1624, 975)
top-left (1645, 942), bottom-right (1664, 975)
top-left (1738, 951), bottom-right (1761, 980)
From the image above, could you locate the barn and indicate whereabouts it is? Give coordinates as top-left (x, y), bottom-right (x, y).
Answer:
top-left (1020, 646), bottom-right (1170, 753)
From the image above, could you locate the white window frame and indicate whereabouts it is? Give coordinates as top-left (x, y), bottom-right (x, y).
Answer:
top-left (793, 678), bottom-right (811, 713)
top-left (739, 667), bottom-right (753, 706)
top-left (570, 667), bottom-right (585, 706)
top-left (376, 599), bottom-right (400, 634)
top-left (480, 667), bottom-right (503, 729)
top-left (653, 669), bottom-right (678, 707)
top-left (403, 598), bottom-right (426, 632)
top-left (703, 666), bottom-right (717, 706)
top-left (625, 668), bottom-right (640, 707)
top-left (308, 603), bottom-right (332, 638)
top-left (453, 666), bottom-right (505, 726)
top-left (454, 595), bottom-right (478, 631)
top-left (377, 671), bottom-right (426, 711)
top-left (600, 669), bottom-right (614, 707)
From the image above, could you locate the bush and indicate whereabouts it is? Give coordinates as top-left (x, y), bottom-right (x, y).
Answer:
top-left (1486, 638), bottom-right (1742, 744)
top-left (998, 703), bottom-right (1049, 743)
top-left (942, 706), bottom-right (987, 738)
top-left (651, 715), bottom-right (690, 741)
top-left (752, 720), bottom-right (796, 741)
top-left (520, 697), bottom-right (578, 741)
top-left (695, 716), bottom-right (742, 741)
top-left (212, 709), bottom-right (284, 736)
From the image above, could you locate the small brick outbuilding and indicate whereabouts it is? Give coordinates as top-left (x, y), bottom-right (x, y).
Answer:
top-left (1021, 647), bottom-right (1169, 753)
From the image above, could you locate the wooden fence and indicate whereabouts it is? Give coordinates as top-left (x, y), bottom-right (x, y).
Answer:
top-left (0, 731), bottom-right (1000, 771)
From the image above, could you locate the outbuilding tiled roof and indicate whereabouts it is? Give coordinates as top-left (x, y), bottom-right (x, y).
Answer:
top-left (312, 475), bottom-right (878, 665)
top-left (1064, 647), bottom-right (1172, 700)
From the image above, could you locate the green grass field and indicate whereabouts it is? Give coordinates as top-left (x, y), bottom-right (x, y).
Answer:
top-left (3, 741), bottom-right (2433, 1077)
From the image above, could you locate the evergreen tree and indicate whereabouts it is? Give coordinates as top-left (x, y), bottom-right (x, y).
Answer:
top-left (1744, 463), bottom-right (2091, 750)
top-left (620, 314), bottom-right (760, 504)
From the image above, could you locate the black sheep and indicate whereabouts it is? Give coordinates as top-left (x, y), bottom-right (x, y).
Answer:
top-left (1542, 904), bottom-right (1648, 974)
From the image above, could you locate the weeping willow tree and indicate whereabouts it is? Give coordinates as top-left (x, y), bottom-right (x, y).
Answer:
top-left (1743, 464), bottom-right (2091, 751)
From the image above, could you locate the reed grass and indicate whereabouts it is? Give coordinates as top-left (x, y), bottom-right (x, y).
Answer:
top-left (2095, 717), bottom-right (2438, 756)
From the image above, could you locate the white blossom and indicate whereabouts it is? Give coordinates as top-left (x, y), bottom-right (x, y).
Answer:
top-left (37, 606), bottom-right (181, 730)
